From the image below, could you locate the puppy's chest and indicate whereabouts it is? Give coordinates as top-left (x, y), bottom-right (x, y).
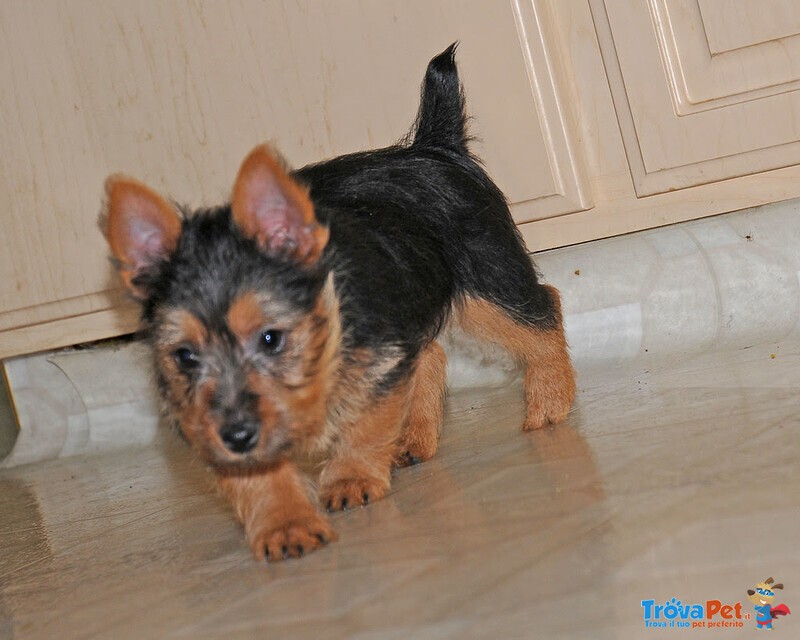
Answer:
top-left (313, 344), bottom-right (405, 445)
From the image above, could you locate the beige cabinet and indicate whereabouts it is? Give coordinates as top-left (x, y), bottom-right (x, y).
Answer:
top-left (527, 0), bottom-right (800, 250)
top-left (2, 0), bottom-right (800, 359)
top-left (600, 0), bottom-right (800, 194)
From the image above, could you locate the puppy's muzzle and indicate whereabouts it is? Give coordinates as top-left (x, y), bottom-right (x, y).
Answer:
top-left (220, 421), bottom-right (259, 454)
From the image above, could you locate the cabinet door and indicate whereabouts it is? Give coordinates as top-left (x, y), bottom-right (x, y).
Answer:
top-left (593, 0), bottom-right (800, 196)
top-left (0, 0), bottom-right (588, 358)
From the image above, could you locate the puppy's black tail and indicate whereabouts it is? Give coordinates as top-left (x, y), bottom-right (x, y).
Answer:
top-left (410, 42), bottom-right (469, 153)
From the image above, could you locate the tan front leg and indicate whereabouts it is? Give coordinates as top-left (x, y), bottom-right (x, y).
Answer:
top-left (319, 380), bottom-right (411, 511)
top-left (215, 460), bottom-right (336, 562)
top-left (396, 340), bottom-right (447, 467)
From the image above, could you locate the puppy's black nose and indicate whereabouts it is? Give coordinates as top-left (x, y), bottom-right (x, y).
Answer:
top-left (220, 422), bottom-right (259, 453)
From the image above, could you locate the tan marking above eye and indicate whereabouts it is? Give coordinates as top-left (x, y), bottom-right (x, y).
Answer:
top-left (158, 309), bottom-right (208, 349)
top-left (227, 292), bottom-right (267, 343)
top-left (180, 311), bottom-right (208, 347)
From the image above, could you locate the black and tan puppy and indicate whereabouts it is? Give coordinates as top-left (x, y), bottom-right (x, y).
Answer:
top-left (102, 44), bottom-right (575, 562)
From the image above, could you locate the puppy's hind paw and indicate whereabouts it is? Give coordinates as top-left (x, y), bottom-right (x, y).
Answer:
top-left (523, 404), bottom-right (572, 431)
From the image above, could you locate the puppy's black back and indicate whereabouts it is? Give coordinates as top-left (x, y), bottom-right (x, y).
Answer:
top-left (295, 44), bottom-right (552, 370)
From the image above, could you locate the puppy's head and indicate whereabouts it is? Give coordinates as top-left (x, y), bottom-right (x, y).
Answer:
top-left (101, 146), bottom-right (338, 469)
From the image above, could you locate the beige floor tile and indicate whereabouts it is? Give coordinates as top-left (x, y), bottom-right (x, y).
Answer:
top-left (1, 339), bottom-right (798, 639)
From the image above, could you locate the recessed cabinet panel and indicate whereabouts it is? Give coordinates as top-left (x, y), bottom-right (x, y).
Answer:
top-left (698, 0), bottom-right (800, 54)
top-left (594, 0), bottom-right (800, 195)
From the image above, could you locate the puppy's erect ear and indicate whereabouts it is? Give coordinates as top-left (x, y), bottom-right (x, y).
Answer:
top-left (102, 176), bottom-right (182, 299)
top-left (231, 145), bottom-right (328, 265)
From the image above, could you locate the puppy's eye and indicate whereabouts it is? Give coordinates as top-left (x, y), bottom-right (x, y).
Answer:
top-left (259, 329), bottom-right (285, 355)
top-left (174, 347), bottom-right (201, 371)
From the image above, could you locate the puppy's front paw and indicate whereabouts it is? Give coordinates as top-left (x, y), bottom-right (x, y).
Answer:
top-left (248, 511), bottom-right (337, 562)
top-left (320, 477), bottom-right (388, 511)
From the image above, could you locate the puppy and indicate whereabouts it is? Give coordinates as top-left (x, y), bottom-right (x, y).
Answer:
top-left (101, 44), bottom-right (575, 561)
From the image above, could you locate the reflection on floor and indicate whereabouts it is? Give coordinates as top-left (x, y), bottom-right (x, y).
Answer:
top-left (1, 339), bottom-right (798, 639)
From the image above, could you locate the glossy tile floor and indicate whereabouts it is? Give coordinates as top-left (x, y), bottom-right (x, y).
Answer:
top-left (1, 338), bottom-right (798, 639)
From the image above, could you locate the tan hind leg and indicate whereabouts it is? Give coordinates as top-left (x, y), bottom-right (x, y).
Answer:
top-left (396, 340), bottom-right (447, 466)
top-left (456, 287), bottom-right (575, 430)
